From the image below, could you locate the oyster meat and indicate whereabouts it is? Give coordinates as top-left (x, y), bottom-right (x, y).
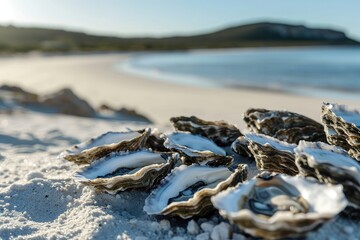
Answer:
top-left (75, 150), bottom-right (174, 194)
top-left (144, 164), bottom-right (248, 219)
top-left (164, 132), bottom-right (233, 166)
top-left (321, 103), bottom-right (360, 161)
top-left (245, 133), bottom-right (298, 175)
top-left (212, 172), bottom-right (347, 239)
top-left (170, 116), bottom-right (242, 146)
top-left (61, 129), bottom-right (150, 164)
top-left (295, 141), bottom-right (360, 208)
top-left (244, 108), bottom-right (327, 144)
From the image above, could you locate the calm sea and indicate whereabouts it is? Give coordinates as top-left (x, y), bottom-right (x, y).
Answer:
top-left (120, 47), bottom-right (360, 100)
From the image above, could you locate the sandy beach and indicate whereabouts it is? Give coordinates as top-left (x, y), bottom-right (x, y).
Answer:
top-left (0, 53), bottom-right (359, 240)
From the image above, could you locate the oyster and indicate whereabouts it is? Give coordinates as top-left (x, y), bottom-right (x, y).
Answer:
top-left (295, 141), bottom-right (360, 208)
top-left (163, 132), bottom-right (233, 166)
top-left (75, 150), bottom-right (174, 194)
top-left (61, 129), bottom-right (150, 164)
top-left (244, 108), bottom-right (326, 144)
top-left (144, 164), bottom-right (248, 219)
top-left (212, 172), bottom-right (347, 239)
top-left (231, 136), bottom-right (253, 158)
top-left (245, 133), bottom-right (298, 175)
top-left (145, 128), bottom-right (168, 152)
top-left (321, 103), bottom-right (360, 161)
top-left (170, 116), bottom-right (242, 146)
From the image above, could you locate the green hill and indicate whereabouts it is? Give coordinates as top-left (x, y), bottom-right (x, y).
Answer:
top-left (0, 22), bottom-right (358, 53)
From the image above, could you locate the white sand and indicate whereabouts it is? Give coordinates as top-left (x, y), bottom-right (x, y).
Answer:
top-left (0, 53), bottom-right (359, 239)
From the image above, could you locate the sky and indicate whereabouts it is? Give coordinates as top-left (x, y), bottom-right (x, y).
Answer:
top-left (0, 0), bottom-right (359, 40)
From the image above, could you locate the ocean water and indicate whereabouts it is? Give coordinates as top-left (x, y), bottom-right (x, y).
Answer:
top-left (120, 47), bottom-right (360, 100)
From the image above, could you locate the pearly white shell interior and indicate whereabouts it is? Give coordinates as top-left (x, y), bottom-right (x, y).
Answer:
top-left (295, 141), bottom-right (360, 174)
top-left (144, 165), bottom-right (232, 214)
top-left (69, 131), bottom-right (141, 155)
top-left (245, 133), bottom-right (296, 153)
top-left (76, 151), bottom-right (165, 180)
top-left (167, 132), bottom-right (225, 155)
top-left (212, 175), bottom-right (347, 218)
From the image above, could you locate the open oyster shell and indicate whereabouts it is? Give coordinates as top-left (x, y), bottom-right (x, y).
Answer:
top-left (245, 133), bottom-right (298, 175)
top-left (143, 164), bottom-right (248, 219)
top-left (75, 150), bottom-right (174, 194)
top-left (244, 108), bottom-right (326, 144)
top-left (321, 103), bottom-right (360, 161)
top-left (61, 129), bottom-right (150, 165)
top-left (163, 132), bottom-right (233, 166)
top-left (170, 116), bottom-right (242, 146)
top-left (295, 141), bottom-right (360, 208)
top-left (212, 172), bottom-right (347, 239)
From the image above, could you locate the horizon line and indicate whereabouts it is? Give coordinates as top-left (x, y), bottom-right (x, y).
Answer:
top-left (1, 19), bottom-right (358, 41)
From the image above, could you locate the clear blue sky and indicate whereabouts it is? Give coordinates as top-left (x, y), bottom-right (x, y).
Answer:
top-left (1, 0), bottom-right (359, 40)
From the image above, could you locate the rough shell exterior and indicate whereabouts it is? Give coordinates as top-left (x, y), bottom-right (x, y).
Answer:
top-left (321, 103), bottom-right (360, 161)
top-left (245, 133), bottom-right (298, 175)
top-left (170, 116), bottom-right (242, 146)
top-left (144, 128), bottom-right (169, 152)
top-left (244, 108), bottom-right (327, 144)
top-left (295, 141), bottom-right (360, 208)
top-left (231, 136), bottom-right (253, 158)
top-left (211, 172), bottom-right (347, 239)
top-left (144, 164), bottom-right (248, 219)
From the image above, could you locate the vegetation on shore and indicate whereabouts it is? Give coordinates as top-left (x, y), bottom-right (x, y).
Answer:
top-left (0, 22), bottom-right (358, 53)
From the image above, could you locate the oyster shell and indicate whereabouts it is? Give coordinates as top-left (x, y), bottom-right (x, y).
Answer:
top-left (75, 150), bottom-right (174, 194)
top-left (244, 108), bottom-right (326, 144)
top-left (231, 136), bottom-right (253, 158)
top-left (62, 129), bottom-right (150, 165)
top-left (295, 141), bottom-right (360, 208)
top-left (145, 128), bottom-right (168, 152)
top-left (212, 172), bottom-right (347, 239)
top-left (170, 116), bottom-right (242, 146)
top-left (245, 133), bottom-right (298, 175)
top-left (163, 132), bottom-right (233, 166)
top-left (321, 103), bottom-right (360, 161)
top-left (144, 164), bottom-right (248, 219)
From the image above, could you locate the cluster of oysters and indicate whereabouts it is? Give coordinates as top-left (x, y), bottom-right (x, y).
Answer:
top-left (61, 103), bottom-right (360, 239)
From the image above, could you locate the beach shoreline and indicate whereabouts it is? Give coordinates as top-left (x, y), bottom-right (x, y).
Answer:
top-left (0, 52), bottom-right (358, 128)
top-left (120, 47), bottom-right (360, 101)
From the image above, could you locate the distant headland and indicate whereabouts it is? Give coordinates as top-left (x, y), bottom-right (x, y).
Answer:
top-left (0, 22), bottom-right (358, 53)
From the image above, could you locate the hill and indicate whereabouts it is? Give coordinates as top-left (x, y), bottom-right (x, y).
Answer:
top-left (0, 22), bottom-right (358, 52)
